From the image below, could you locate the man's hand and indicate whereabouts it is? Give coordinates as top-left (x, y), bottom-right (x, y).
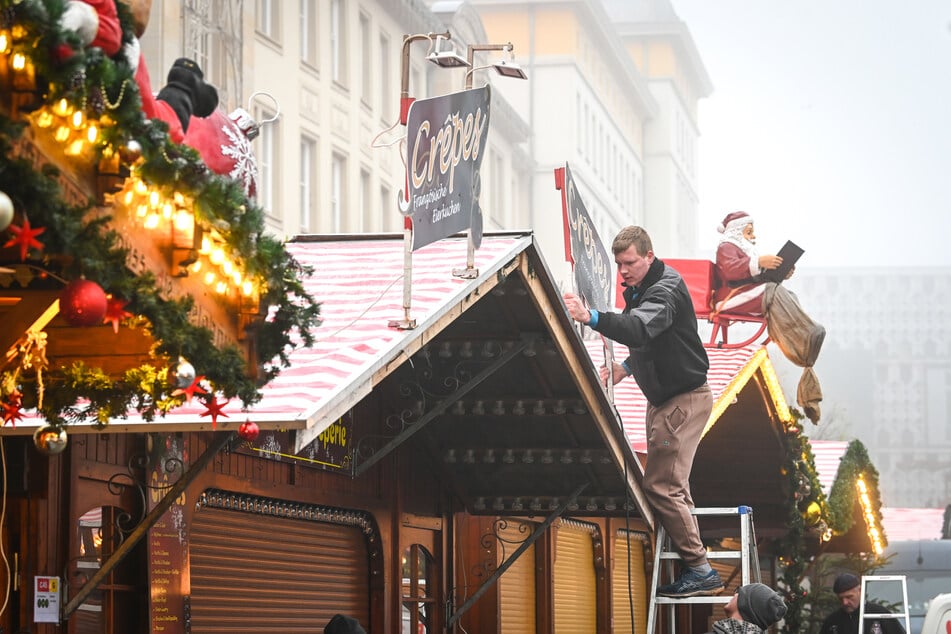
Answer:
top-left (563, 293), bottom-right (591, 324)
top-left (601, 361), bottom-right (628, 386)
top-left (758, 254), bottom-right (782, 270)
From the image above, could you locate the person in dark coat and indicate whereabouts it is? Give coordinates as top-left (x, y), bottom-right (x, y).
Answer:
top-left (819, 573), bottom-right (905, 633)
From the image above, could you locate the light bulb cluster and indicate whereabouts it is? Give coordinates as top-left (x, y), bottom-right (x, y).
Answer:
top-left (110, 174), bottom-right (257, 302)
top-left (30, 97), bottom-right (108, 158)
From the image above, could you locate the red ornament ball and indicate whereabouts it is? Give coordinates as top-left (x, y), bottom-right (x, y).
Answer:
top-left (60, 279), bottom-right (108, 327)
top-left (238, 419), bottom-right (260, 442)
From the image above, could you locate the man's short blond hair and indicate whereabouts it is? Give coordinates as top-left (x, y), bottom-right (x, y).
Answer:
top-left (612, 225), bottom-right (653, 256)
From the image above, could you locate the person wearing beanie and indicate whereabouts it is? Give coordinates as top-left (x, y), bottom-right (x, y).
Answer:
top-left (712, 210), bottom-right (826, 423)
top-left (704, 583), bottom-right (787, 633)
top-left (323, 613), bottom-right (367, 634)
top-left (819, 573), bottom-right (906, 633)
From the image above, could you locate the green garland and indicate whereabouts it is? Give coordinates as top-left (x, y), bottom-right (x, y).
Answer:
top-left (0, 0), bottom-right (321, 424)
top-left (825, 440), bottom-right (884, 542)
top-left (772, 408), bottom-right (829, 632)
top-left (771, 410), bottom-right (886, 631)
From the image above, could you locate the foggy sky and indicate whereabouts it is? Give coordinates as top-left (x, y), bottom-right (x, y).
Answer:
top-left (671, 0), bottom-right (951, 268)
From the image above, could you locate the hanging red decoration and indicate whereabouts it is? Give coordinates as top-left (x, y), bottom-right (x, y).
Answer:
top-left (1, 397), bottom-right (24, 427)
top-left (172, 375), bottom-right (207, 403)
top-left (199, 395), bottom-right (229, 430)
top-left (103, 295), bottom-right (133, 333)
top-left (238, 419), bottom-right (259, 441)
top-left (59, 279), bottom-right (108, 326)
top-left (3, 217), bottom-right (46, 261)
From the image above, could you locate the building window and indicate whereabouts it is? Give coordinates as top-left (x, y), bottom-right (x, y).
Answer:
top-left (379, 32), bottom-right (392, 120)
top-left (380, 185), bottom-right (393, 231)
top-left (331, 152), bottom-right (347, 232)
top-left (401, 545), bottom-right (435, 634)
top-left (359, 12), bottom-right (371, 106)
top-left (256, 0), bottom-right (280, 43)
top-left (358, 168), bottom-right (371, 232)
top-left (300, 0), bottom-right (317, 67)
top-left (256, 107), bottom-right (280, 218)
top-left (300, 136), bottom-right (317, 232)
top-left (331, 0), bottom-right (347, 85)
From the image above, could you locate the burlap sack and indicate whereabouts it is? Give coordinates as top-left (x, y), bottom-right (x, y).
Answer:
top-left (762, 284), bottom-right (825, 423)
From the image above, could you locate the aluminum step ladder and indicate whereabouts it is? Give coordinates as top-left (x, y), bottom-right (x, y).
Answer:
top-left (646, 506), bottom-right (761, 634)
top-left (859, 575), bottom-right (911, 633)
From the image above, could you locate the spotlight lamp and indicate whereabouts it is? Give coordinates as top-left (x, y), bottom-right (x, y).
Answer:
top-left (426, 35), bottom-right (470, 69)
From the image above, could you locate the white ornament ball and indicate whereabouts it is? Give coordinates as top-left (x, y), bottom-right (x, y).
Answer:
top-left (0, 191), bottom-right (13, 232)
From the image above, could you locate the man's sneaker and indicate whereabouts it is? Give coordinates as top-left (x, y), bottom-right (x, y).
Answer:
top-left (656, 569), bottom-right (724, 598)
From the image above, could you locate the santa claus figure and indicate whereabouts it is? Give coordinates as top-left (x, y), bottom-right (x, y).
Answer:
top-left (713, 210), bottom-right (788, 315)
top-left (713, 210), bottom-right (826, 422)
top-left (58, 0), bottom-right (259, 196)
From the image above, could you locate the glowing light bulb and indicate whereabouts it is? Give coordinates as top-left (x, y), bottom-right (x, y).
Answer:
top-left (203, 271), bottom-right (216, 285)
top-left (53, 98), bottom-right (70, 117)
top-left (0, 32), bottom-right (9, 53)
top-left (148, 190), bottom-right (160, 208)
top-left (65, 139), bottom-right (85, 156)
top-left (70, 110), bottom-right (84, 129)
top-left (35, 111), bottom-right (54, 128)
top-left (173, 212), bottom-right (192, 231)
top-left (134, 180), bottom-right (148, 195)
top-left (144, 213), bottom-right (160, 229)
top-left (242, 281), bottom-right (254, 296)
top-left (85, 124), bottom-right (98, 143)
top-left (162, 202), bottom-right (173, 219)
top-left (11, 52), bottom-right (25, 71)
top-left (210, 248), bottom-right (224, 265)
top-left (53, 126), bottom-right (70, 143)
top-left (215, 281), bottom-right (228, 294)
top-left (200, 236), bottom-right (211, 254)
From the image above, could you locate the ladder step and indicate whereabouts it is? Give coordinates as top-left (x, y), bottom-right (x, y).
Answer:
top-left (659, 551), bottom-right (744, 560)
top-left (654, 596), bottom-right (731, 605)
top-left (688, 506), bottom-right (751, 516)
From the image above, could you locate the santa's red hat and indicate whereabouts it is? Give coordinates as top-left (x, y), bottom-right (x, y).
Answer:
top-left (717, 211), bottom-right (753, 233)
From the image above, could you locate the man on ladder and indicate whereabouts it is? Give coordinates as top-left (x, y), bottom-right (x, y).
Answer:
top-left (564, 225), bottom-right (725, 597)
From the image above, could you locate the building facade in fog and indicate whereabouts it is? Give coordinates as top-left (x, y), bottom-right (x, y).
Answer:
top-left (789, 268), bottom-right (951, 508)
top-left (140, 0), bottom-right (710, 283)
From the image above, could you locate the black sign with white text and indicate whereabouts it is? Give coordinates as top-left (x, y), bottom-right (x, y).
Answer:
top-left (405, 86), bottom-right (491, 251)
top-left (558, 163), bottom-right (612, 312)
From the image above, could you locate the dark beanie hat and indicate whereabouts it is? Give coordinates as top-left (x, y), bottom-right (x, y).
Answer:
top-left (833, 573), bottom-right (861, 594)
top-left (324, 614), bottom-right (366, 634)
top-left (737, 583), bottom-right (787, 629)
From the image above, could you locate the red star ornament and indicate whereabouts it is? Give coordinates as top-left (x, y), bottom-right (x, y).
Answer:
top-left (199, 395), bottom-right (230, 430)
top-left (4, 217), bottom-right (46, 261)
top-left (103, 295), bottom-right (133, 333)
top-left (172, 375), bottom-right (208, 403)
top-left (1, 397), bottom-right (24, 427)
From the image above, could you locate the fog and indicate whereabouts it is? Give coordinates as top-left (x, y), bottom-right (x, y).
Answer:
top-left (672, 0), bottom-right (951, 268)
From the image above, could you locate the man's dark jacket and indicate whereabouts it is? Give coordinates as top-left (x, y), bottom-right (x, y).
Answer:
top-left (819, 602), bottom-right (905, 633)
top-left (591, 258), bottom-right (708, 405)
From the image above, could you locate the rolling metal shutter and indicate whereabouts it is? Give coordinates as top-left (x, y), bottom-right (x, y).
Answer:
top-left (612, 530), bottom-right (649, 634)
top-left (189, 492), bottom-right (370, 633)
top-left (499, 519), bottom-right (537, 634)
top-left (553, 520), bottom-right (597, 632)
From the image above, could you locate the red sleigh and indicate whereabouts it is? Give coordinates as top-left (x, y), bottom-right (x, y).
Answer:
top-left (664, 259), bottom-right (769, 349)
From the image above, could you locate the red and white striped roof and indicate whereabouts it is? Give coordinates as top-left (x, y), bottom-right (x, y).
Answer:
top-left (584, 340), bottom-right (764, 452)
top-left (12, 234), bottom-right (533, 435)
top-left (881, 507), bottom-right (946, 542)
top-left (809, 439), bottom-right (850, 496)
